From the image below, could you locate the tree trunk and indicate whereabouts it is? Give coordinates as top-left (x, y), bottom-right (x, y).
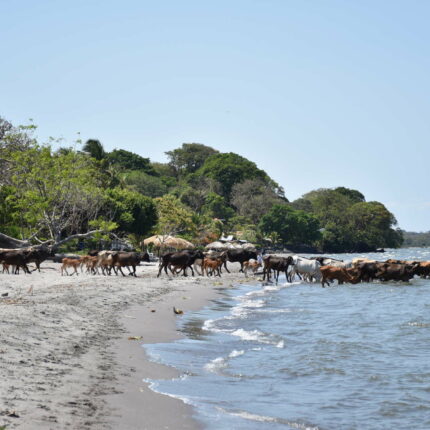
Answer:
top-left (0, 230), bottom-right (103, 251)
top-left (0, 233), bottom-right (30, 249)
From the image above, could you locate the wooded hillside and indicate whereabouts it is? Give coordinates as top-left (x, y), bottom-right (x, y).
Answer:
top-left (0, 117), bottom-right (403, 252)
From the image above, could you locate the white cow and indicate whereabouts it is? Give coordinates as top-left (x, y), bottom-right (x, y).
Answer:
top-left (290, 256), bottom-right (322, 282)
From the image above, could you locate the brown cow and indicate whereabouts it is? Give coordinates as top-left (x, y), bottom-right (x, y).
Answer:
top-left (61, 257), bottom-right (82, 276)
top-left (320, 265), bottom-right (360, 287)
top-left (243, 259), bottom-right (262, 277)
top-left (202, 257), bottom-right (223, 277)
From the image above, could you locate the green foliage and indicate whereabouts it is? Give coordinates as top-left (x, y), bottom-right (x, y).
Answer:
top-left (259, 204), bottom-right (321, 245)
top-left (82, 139), bottom-right (106, 160)
top-left (0, 117), bottom-right (404, 252)
top-left (402, 231), bottom-right (430, 247)
top-left (297, 188), bottom-right (403, 252)
top-left (196, 152), bottom-right (272, 199)
top-left (202, 192), bottom-right (235, 220)
top-left (123, 170), bottom-right (168, 197)
top-left (230, 179), bottom-right (285, 223)
top-left (154, 194), bottom-right (196, 237)
top-left (4, 144), bottom-right (105, 241)
top-left (103, 188), bottom-right (157, 236)
top-left (107, 149), bottom-right (156, 175)
top-left (166, 143), bottom-right (218, 177)
top-left (334, 187), bottom-right (365, 203)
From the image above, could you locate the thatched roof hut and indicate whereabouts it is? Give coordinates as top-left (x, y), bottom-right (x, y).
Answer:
top-left (142, 235), bottom-right (195, 250)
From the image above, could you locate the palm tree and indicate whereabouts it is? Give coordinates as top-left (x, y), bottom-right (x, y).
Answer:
top-left (82, 139), bottom-right (106, 160)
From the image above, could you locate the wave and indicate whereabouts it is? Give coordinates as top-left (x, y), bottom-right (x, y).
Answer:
top-left (204, 349), bottom-right (246, 373)
top-left (217, 407), bottom-right (321, 430)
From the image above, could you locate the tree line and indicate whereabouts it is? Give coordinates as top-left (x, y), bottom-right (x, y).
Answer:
top-left (0, 116), bottom-right (403, 252)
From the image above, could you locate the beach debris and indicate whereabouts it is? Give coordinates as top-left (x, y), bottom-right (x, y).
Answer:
top-left (0, 410), bottom-right (20, 418)
top-left (128, 336), bottom-right (143, 341)
top-left (1, 293), bottom-right (8, 297)
top-left (173, 306), bottom-right (184, 315)
top-left (150, 309), bottom-right (156, 312)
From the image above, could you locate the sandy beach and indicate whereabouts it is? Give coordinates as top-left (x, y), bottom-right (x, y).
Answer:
top-left (0, 260), bottom-right (246, 430)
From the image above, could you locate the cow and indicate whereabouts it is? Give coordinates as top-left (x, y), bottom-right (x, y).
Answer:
top-left (414, 261), bottom-right (430, 278)
top-left (25, 246), bottom-right (52, 272)
top-left (314, 257), bottom-right (352, 269)
top-left (356, 262), bottom-right (386, 282)
top-left (97, 251), bottom-right (116, 275)
top-left (60, 257), bottom-right (81, 276)
top-left (0, 249), bottom-right (33, 274)
top-left (243, 259), bottom-right (262, 278)
top-left (263, 255), bottom-right (294, 282)
top-left (224, 249), bottom-right (258, 273)
top-left (157, 250), bottom-right (204, 277)
top-left (290, 256), bottom-right (321, 282)
top-left (111, 252), bottom-right (150, 277)
top-left (320, 265), bottom-right (360, 287)
top-left (375, 263), bottom-right (418, 282)
top-left (202, 257), bottom-right (223, 277)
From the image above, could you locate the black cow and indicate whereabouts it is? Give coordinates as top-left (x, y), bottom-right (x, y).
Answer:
top-left (26, 246), bottom-right (52, 272)
top-left (356, 262), bottom-right (385, 283)
top-left (263, 255), bottom-right (294, 282)
top-left (112, 251), bottom-right (150, 277)
top-left (224, 249), bottom-right (258, 273)
top-left (0, 249), bottom-right (33, 274)
top-left (157, 250), bottom-right (204, 277)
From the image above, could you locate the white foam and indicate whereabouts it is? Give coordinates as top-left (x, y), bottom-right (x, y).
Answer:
top-left (228, 349), bottom-right (245, 358)
top-left (218, 407), bottom-right (320, 429)
top-left (204, 356), bottom-right (227, 373)
top-left (276, 340), bottom-right (285, 348)
top-left (231, 328), bottom-right (269, 343)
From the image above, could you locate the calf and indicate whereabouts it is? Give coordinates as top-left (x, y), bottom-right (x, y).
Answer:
top-left (202, 257), bottom-right (223, 277)
top-left (243, 259), bottom-right (262, 278)
top-left (61, 257), bottom-right (81, 276)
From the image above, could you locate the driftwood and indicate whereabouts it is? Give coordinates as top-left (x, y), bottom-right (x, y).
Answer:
top-left (0, 230), bottom-right (104, 251)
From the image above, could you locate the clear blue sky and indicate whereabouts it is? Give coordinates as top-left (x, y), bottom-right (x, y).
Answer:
top-left (2, 1), bottom-right (429, 231)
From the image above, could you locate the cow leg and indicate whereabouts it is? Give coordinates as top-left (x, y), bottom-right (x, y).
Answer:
top-left (118, 266), bottom-right (126, 277)
top-left (157, 263), bottom-right (164, 277)
top-left (131, 265), bottom-right (137, 277)
top-left (188, 265), bottom-right (194, 277)
top-left (223, 261), bottom-right (230, 274)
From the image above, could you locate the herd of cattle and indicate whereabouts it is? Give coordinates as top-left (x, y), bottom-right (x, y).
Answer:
top-left (1, 246), bottom-right (430, 287)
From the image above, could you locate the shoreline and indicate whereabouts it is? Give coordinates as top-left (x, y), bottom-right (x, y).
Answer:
top-left (104, 278), bottom-right (230, 430)
top-left (0, 261), bottom-right (246, 430)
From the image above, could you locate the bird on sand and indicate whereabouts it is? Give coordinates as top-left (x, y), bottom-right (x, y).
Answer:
top-left (173, 306), bottom-right (183, 315)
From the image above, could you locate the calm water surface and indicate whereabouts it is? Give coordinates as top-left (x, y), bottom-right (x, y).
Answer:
top-left (144, 248), bottom-right (430, 429)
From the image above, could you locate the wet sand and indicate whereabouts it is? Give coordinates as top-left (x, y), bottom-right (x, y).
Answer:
top-left (0, 260), bottom-right (246, 429)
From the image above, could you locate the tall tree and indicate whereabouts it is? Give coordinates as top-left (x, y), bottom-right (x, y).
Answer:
top-left (82, 139), bottom-right (106, 161)
top-left (259, 204), bottom-right (321, 245)
top-left (166, 143), bottom-right (218, 177)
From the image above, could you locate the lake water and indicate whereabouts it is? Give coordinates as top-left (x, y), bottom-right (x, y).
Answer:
top-left (144, 248), bottom-right (430, 429)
